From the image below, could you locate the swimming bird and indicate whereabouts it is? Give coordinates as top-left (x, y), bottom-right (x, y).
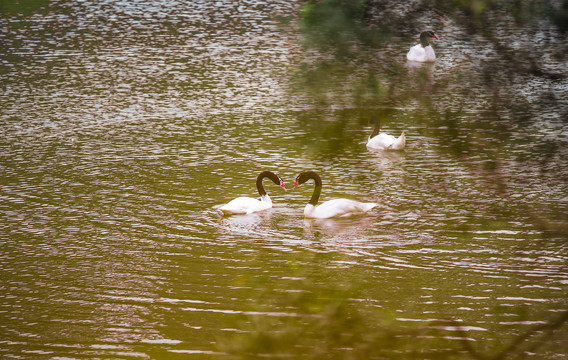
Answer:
top-left (218, 171), bottom-right (286, 215)
top-left (366, 117), bottom-right (405, 151)
top-left (406, 31), bottom-right (437, 62)
top-left (294, 171), bottom-right (377, 219)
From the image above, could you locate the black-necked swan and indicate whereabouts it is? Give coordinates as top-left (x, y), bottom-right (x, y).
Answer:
top-left (406, 31), bottom-right (437, 62)
top-left (218, 171), bottom-right (286, 215)
top-left (366, 117), bottom-right (405, 151)
top-left (293, 171), bottom-right (378, 219)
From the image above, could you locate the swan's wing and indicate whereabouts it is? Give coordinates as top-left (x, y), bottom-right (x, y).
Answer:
top-left (312, 199), bottom-right (377, 218)
top-left (388, 132), bottom-right (406, 150)
top-left (367, 133), bottom-right (396, 150)
top-left (218, 196), bottom-right (268, 215)
top-left (424, 45), bottom-right (436, 62)
top-left (406, 44), bottom-right (426, 62)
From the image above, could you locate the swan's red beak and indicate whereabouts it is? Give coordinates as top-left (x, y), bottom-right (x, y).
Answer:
top-left (294, 181), bottom-right (299, 188)
top-left (433, 34), bottom-right (437, 38)
top-left (280, 181), bottom-right (287, 191)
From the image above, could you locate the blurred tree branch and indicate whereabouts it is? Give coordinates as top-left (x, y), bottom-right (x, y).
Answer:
top-left (293, 0), bottom-right (568, 225)
top-left (454, 311), bottom-right (568, 360)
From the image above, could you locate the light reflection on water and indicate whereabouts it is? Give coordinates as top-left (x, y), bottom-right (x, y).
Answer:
top-left (1, 0), bottom-right (567, 358)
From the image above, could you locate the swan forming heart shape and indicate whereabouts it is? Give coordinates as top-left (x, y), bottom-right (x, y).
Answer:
top-left (218, 171), bottom-right (377, 218)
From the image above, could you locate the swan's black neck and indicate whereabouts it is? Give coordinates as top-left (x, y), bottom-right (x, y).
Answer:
top-left (256, 171), bottom-right (281, 196)
top-left (370, 117), bottom-right (381, 138)
top-left (296, 171), bottom-right (322, 206)
top-left (309, 185), bottom-right (322, 206)
top-left (419, 31), bottom-right (435, 47)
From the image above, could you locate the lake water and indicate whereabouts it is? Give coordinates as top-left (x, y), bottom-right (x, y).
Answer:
top-left (1, 0), bottom-right (567, 359)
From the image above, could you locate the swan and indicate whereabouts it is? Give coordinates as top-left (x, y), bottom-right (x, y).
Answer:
top-left (366, 117), bottom-right (405, 151)
top-left (218, 171), bottom-right (286, 215)
top-left (406, 31), bottom-right (437, 62)
top-left (294, 171), bottom-right (378, 219)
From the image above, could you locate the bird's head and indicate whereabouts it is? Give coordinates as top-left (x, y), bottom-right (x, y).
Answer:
top-left (420, 31), bottom-right (437, 47)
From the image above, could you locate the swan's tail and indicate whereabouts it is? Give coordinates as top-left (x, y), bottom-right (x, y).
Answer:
top-left (361, 202), bottom-right (378, 212)
top-left (389, 132), bottom-right (406, 150)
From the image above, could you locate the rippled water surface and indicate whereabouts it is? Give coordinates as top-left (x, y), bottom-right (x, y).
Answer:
top-left (1, 0), bottom-right (567, 358)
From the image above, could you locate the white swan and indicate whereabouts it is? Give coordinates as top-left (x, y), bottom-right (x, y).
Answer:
top-left (294, 171), bottom-right (378, 219)
top-left (218, 171), bottom-right (286, 215)
top-left (366, 118), bottom-right (405, 151)
top-left (406, 31), bottom-right (437, 62)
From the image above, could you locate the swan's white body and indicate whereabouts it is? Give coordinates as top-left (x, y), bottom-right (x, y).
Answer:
top-left (294, 171), bottom-right (378, 219)
top-left (366, 132), bottom-right (406, 151)
top-left (218, 171), bottom-right (284, 215)
top-left (406, 44), bottom-right (436, 62)
top-left (219, 195), bottom-right (272, 215)
top-left (304, 199), bottom-right (378, 219)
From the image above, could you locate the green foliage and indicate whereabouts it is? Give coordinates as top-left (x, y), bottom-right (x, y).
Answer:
top-left (217, 263), bottom-right (568, 359)
top-left (289, 7), bottom-right (568, 345)
top-left (217, 273), bottom-right (468, 359)
top-left (299, 0), bottom-right (374, 58)
top-left (552, 0), bottom-right (568, 33)
top-left (292, 0), bottom-right (566, 146)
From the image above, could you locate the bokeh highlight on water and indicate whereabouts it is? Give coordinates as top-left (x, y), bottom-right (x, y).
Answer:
top-left (1, 0), bottom-right (567, 358)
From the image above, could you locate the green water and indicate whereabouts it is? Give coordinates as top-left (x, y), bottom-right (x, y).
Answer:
top-left (1, 1), bottom-right (567, 359)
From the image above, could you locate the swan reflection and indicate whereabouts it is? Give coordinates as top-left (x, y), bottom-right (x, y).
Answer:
top-left (217, 210), bottom-right (274, 237)
top-left (366, 150), bottom-right (406, 176)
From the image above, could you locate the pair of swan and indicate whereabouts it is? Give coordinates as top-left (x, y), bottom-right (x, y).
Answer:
top-left (407, 31), bottom-right (437, 63)
top-left (218, 171), bottom-right (377, 219)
